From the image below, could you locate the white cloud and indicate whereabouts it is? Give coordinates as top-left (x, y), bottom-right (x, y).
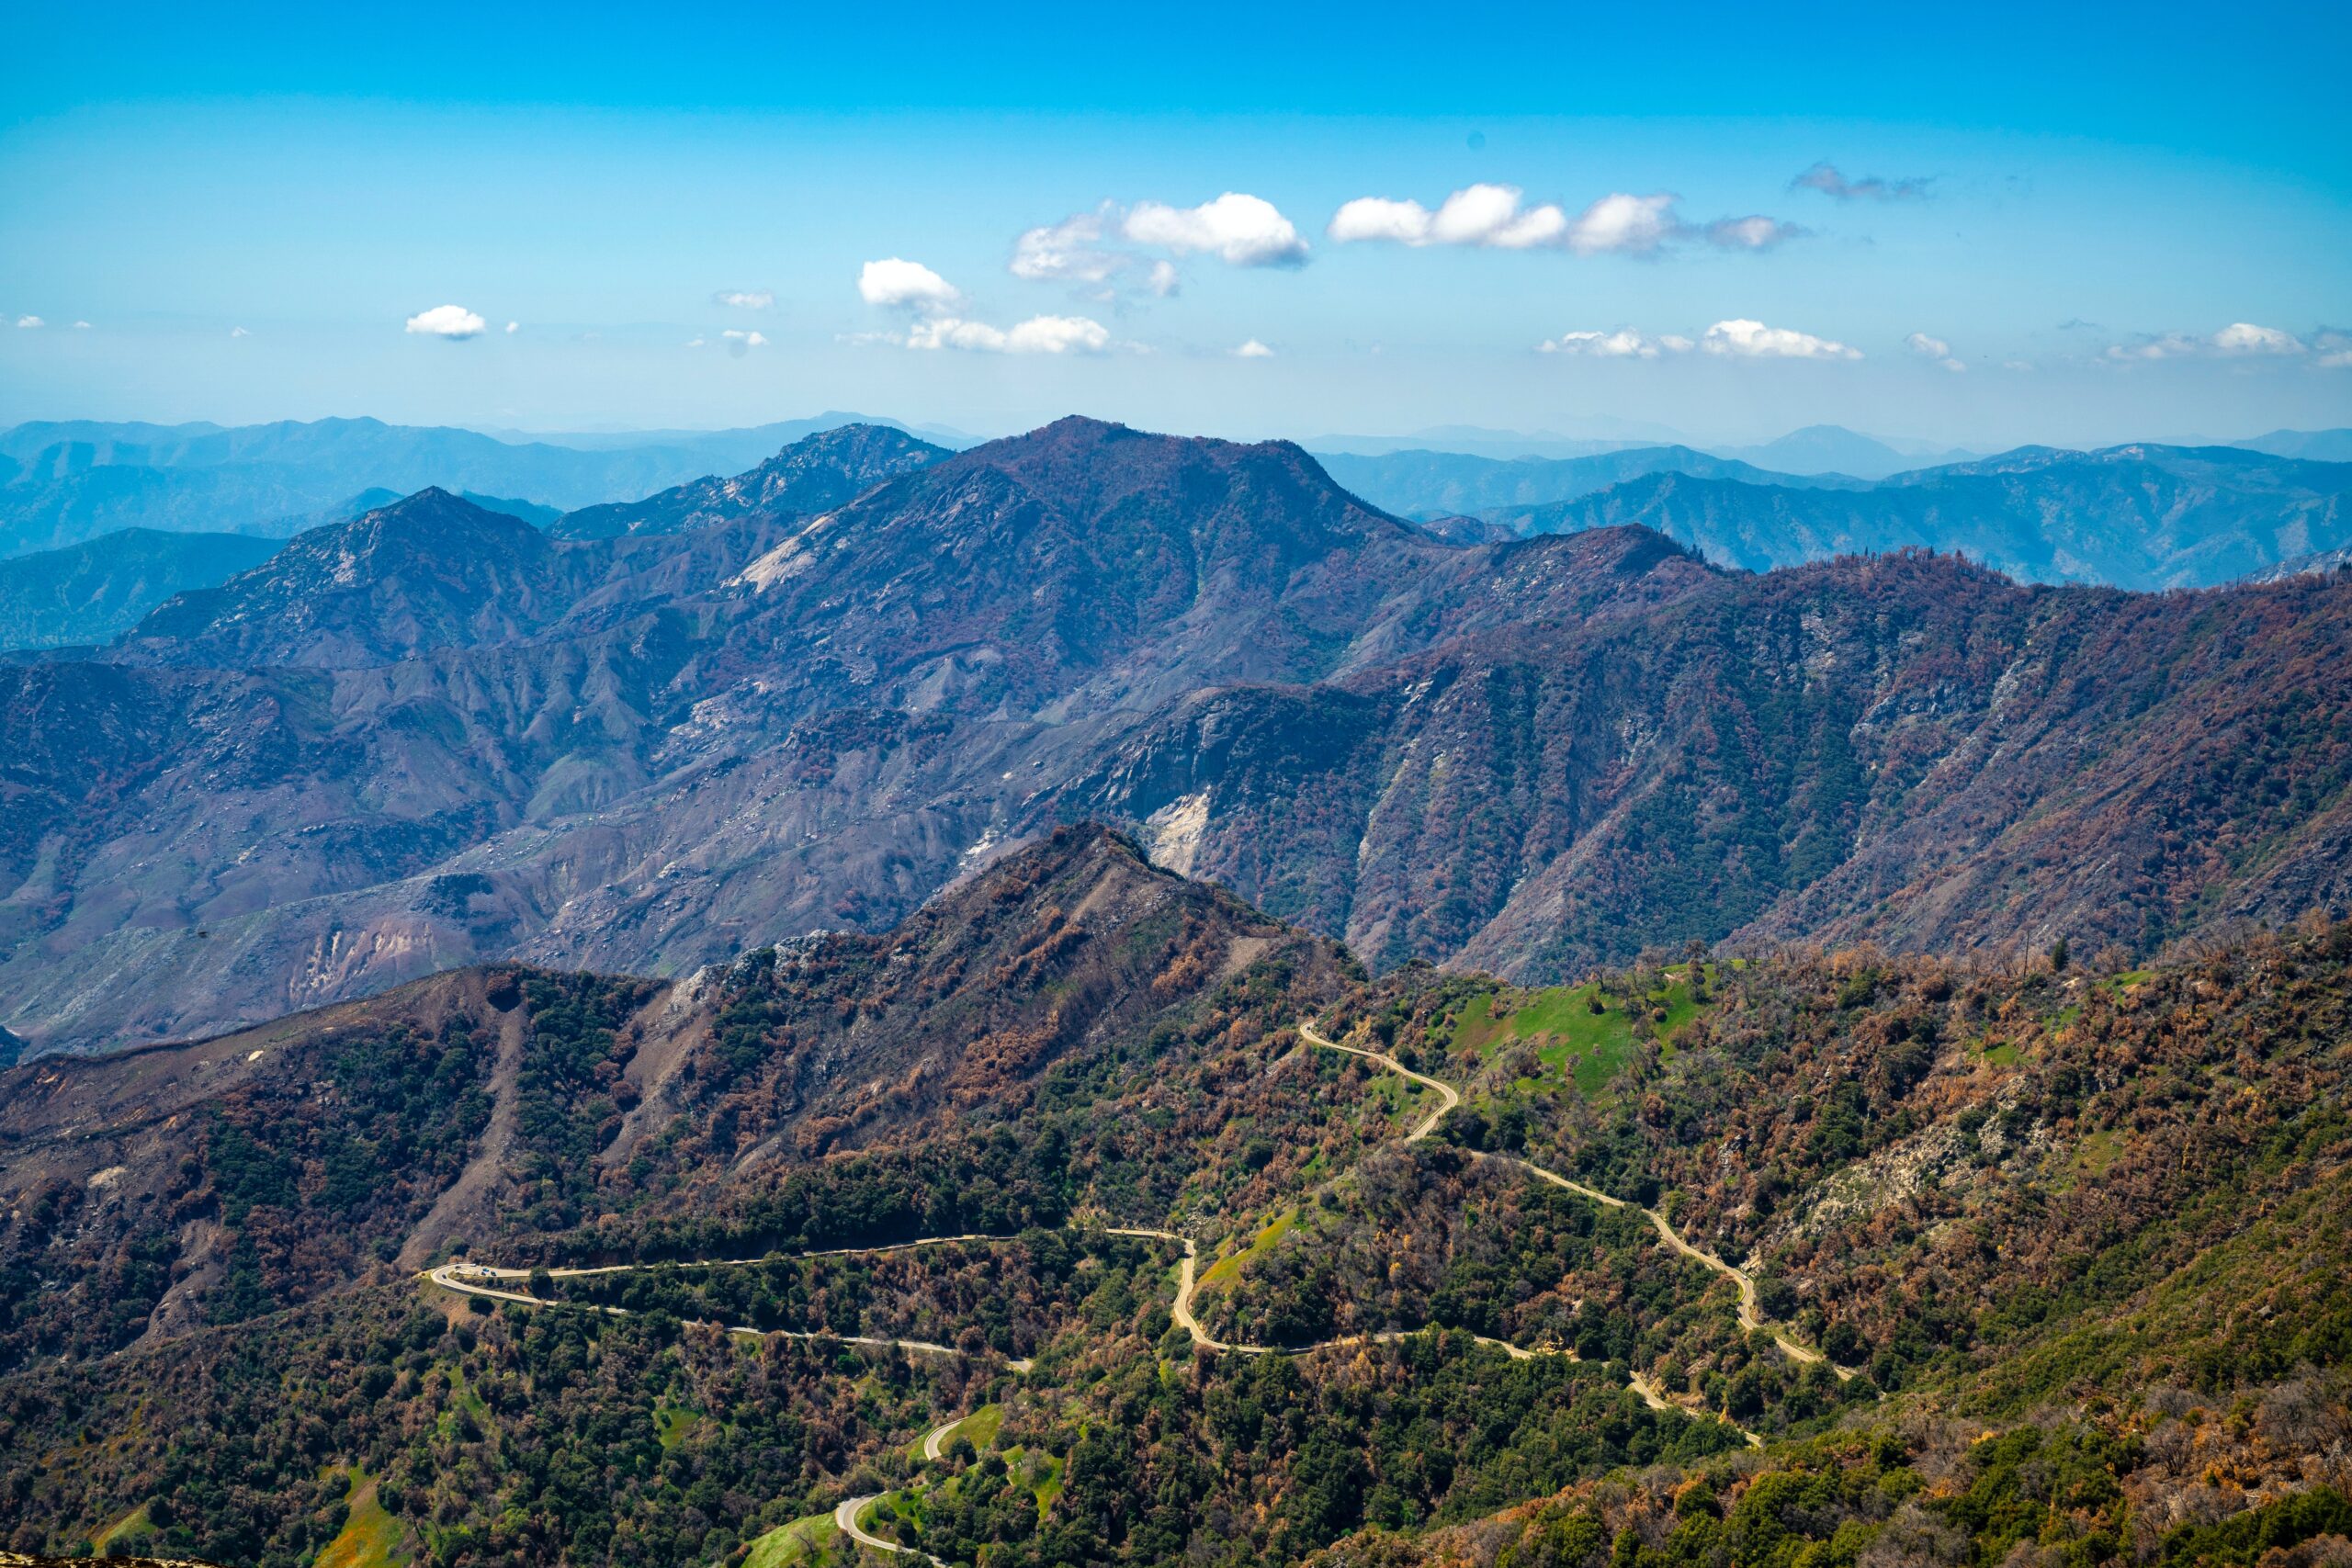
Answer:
top-left (903, 313), bottom-right (1111, 355)
top-left (1905, 331), bottom-right (1966, 372)
top-left (1010, 212), bottom-right (1126, 283)
top-left (1538, 328), bottom-right (1688, 359)
top-left (1232, 338), bottom-right (1274, 358)
top-left (1121, 193), bottom-right (1308, 267)
top-left (2003, 358), bottom-right (2036, 372)
top-left (1565, 192), bottom-right (1679, 254)
top-left (721, 327), bottom-right (768, 357)
top-left (1327, 196), bottom-right (1433, 244)
top-left (1329, 186), bottom-right (1788, 257)
top-left (1792, 162), bottom-right (1932, 201)
top-left (15, 315), bottom-right (42, 329)
top-left (73, 320), bottom-right (91, 329)
top-left (1701, 319), bottom-right (1861, 360)
top-left (1006, 201), bottom-right (1288, 296)
top-left (404, 304), bottom-right (487, 339)
top-left (230, 326), bottom-right (251, 337)
top-left (686, 335), bottom-right (707, 347)
top-left (1705, 214), bottom-right (1805, 250)
top-left (1006, 316), bottom-right (1110, 354)
top-left (860, 255), bottom-right (1109, 353)
top-left (712, 288), bottom-right (775, 310)
top-left (2211, 321), bottom-right (2302, 355)
top-left (2317, 332), bottom-right (2352, 370)
top-left (859, 258), bottom-right (963, 314)
top-left (1329, 184), bottom-right (1568, 249)
top-left (2104, 322), bottom-right (2306, 362)
top-left (504, 320), bottom-right (519, 334)
top-left (2104, 334), bottom-right (2200, 361)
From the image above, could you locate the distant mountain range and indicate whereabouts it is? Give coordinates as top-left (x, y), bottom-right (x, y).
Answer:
top-left (1703, 423), bottom-right (1979, 478)
top-left (0, 529), bottom-right (280, 649)
top-left (0, 490), bottom-right (573, 651)
top-left (2233, 426), bottom-right (2352, 463)
top-left (1304, 418), bottom-right (1680, 457)
top-left (4, 418), bottom-right (2346, 1055)
top-left (1317, 445), bottom-right (1864, 517)
top-left (1335, 439), bottom-right (2351, 589)
top-left (0, 412), bottom-right (938, 556)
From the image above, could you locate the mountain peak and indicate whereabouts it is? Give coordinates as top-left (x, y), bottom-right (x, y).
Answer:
top-left (549, 422), bottom-right (949, 539)
top-left (119, 486), bottom-right (575, 668)
top-left (944, 416), bottom-right (1377, 524)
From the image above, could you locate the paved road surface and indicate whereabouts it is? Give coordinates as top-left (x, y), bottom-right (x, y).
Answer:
top-left (833, 1495), bottom-right (948, 1564)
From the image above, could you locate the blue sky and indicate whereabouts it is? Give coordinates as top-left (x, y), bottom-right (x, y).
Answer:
top-left (4, 0), bottom-right (2348, 447)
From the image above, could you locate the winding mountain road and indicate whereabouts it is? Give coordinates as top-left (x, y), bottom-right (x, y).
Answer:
top-left (1104, 1222), bottom-right (1607, 1372)
top-left (424, 1248), bottom-right (1035, 1370)
top-left (1297, 1020), bottom-right (1850, 1382)
top-left (1295, 1023), bottom-right (1461, 1142)
top-left (418, 1005), bottom-right (1842, 1553)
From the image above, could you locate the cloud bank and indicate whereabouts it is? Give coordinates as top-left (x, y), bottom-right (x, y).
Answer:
top-left (2104, 322), bottom-right (2309, 362)
top-left (906, 314), bottom-right (1110, 355)
top-left (1329, 185), bottom-right (1801, 255)
top-left (1538, 328), bottom-right (1690, 358)
top-left (1792, 162), bottom-right (1932, 201)
top-left (1538, 321), bottom-right (1859, 361)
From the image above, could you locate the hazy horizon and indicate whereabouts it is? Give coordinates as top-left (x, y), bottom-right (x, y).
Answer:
top-left (6, 2), bottom-right (2349, 451)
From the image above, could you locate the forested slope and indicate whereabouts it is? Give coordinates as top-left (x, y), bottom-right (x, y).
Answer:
top-left (0, 834), bottom-right (2346, 1566)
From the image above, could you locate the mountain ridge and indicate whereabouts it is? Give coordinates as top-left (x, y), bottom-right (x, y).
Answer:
top-left (1, 417), bottom-right (2346, 1056)
top-left (1498, 443), bottom-right (2351, 587)
top-left (0, 412), bottom-right (951, 556)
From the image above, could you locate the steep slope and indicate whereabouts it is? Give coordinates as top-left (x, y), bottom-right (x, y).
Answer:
top-left (1070, 550), bottom-right (2352, 977)
top-left (705, 414), bottom-right (1458, 717)
top-left (0, 826), bottom-right (1331, 1371)
top-left (0, 870), bottom-right (2344, 1568)
top-left (114, 489), bottom-right (602, 668)
top-left (1518, 444), bottom-right (2351, 588)
top-left (549, 423), bottom-right (950, 539)
top-left (0, 529), bottom-right (280, 649)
